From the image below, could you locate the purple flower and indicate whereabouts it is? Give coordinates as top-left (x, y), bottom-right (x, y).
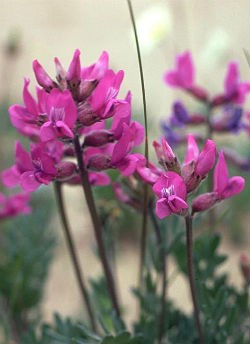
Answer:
top-left (170, 101), bottom-right (190, 127)
top-left (211, 106), bottom-right (243, 133)
top-left (153, 172), bottom-right (188, 219)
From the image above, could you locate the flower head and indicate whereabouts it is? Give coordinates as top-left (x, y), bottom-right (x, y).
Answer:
top-left (153, 172), bottom-right (188, 219)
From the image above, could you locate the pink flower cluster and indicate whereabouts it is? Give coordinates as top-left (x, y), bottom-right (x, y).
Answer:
top-left (2, 50), bottom-right (144, 192)
top-left (164, 51), bottom-right (250, 105)
top-left (136, 135), bottom-right (244, 219)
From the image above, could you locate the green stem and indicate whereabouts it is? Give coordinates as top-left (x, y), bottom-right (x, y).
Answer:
top-left (126, 0), bottom-right (149, 290)
top-left (149, 208), bottom-right (167, 343)
top-left (73, 135), bottom-right (121, 318)
top-left (185, 214), bottom-right (205, 344)
top-left (54, 181), bottom-right (97, 331)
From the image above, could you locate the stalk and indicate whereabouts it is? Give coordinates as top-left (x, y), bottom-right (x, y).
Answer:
top-left (126, 0), bottom-right (149, 288)
top-left (149, 208), bottom-right (167, 343)
top-left (185, 214), bottom-right (205, 344)
top-left (73, 135), bottom-right (121, 318)
top-left (54, 181), bottom-right (97, 331)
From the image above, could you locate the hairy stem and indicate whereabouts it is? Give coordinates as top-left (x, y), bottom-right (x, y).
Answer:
top-left (149, 208), bottom-right (168, 343)
top-left (54, 181), bottom-right (97, 331)
top-left (185, 214), bottom-right (205, 344)
top-left (73, 135), bottom-right (121, 318)
top-left (127, 0), bottom-right (149, 289)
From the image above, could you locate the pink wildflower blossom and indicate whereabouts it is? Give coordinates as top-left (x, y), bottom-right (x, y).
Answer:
top-left (152, 172), bottom-right (188, 219)
top-left (192, 151), bottom-right (245, 213)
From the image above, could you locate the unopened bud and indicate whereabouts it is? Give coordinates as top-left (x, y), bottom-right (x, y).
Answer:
top-left (33, 60), bottom-right (57, 91)
top-left (66, 49), bottom-right (81, 98)
top-left (84, 130), bottom-right (114, 147)
top-left (192, 192), bottom-right (218, 213)
top-left (57, 161), bottom-right (77, 180)
top-left (77, 102), bottom-right (99, 127)
top-left (54, 57), bottom-right (67, 89)
top-left (153, 139), bottom-right (181, 174)
top-left (87, 154), bottom-right (111, 171)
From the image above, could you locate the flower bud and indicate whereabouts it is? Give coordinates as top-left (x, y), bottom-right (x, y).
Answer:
top-left (77, 102), bottom-right (99, 127)
top-left (33, 60), bottom-right (57, 91)
top-left (54, 57), bottom-right (67, 89)
top-left (87, 154), bottom-right (111, 171)
top-left (192, 192), bottom-right (218, 213)
top-left (84, 130), bottom-right (114, 147)
top-left (195, 139), bottom-right (216, 177)
top-left (56, 161), bottom-right (77, 180)
top-left (66, 49), bottom-right (81, 97)
top-left (153, 139), bottom-right (181, 174)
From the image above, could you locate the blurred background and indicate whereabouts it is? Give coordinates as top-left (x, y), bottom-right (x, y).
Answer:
top-left (0, 0), bottom-right (249, 333)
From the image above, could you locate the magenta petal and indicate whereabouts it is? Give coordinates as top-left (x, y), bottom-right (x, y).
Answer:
top-left (195, 139), bottom-right (216, 177)
top-left (15, 141), bottom-right (33, 172)
top-left (220, 176), bottom-right (245, 199)
top-left (184, 134), bottom-right (199, 164)
top-left (129, 121), bottom-right (145, 146)
top-left (23, 79), bottom-right (38, 115)
top-left (116, 154), bottom-right (139, 176)
top-left (111, 124), bottom-right (131, 164)
top-left (88, 171), bottom-right (111, 186)
top-left (213, 151), bottom-right (229, 194)
top-left (164, 71), bottom-right (179, 87)
top-left (137, 165), bottom-right (159, 185)
top-left (168, 195), bottom-right (188, 213)
top-left (155, 198), bottom-right (172, 219)
top-left (20, 171), bottom-right (41, 192)
top-left (67, 49), bottom-right (81, 82)
top-left (178, 52), bottom-right (194, 88)
top-left (1, 166), bottom-right (21, 187)
top-left (40, 122), bottom-right (56, 141)
top-left (56, 121), bottom-right (74, 138)
top-left (33, 59), bottom-right (54, 90)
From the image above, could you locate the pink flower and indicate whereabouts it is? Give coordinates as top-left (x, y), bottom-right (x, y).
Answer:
top-left (224, 62), bottom-right (250, 104)
top-left (213, 151), bottom-right (245, 199)
top-left (192, 151), bottom-right (245, 213)
top-left (164, 51), bottom-right (194, 89)
top-left (153, 138), bottom-right (180, 173)
top-left (40, 89), bottom-right (77, 141)
top-left (182, 135), bottom-right (216, 192)
top-left (0, 192), bottom-right (31, 220)
top-left (88, 69), bottom-right (124, 119)
top-left (153, 172), bottom-right (188, 219)
top-left (9, 79), bottom-right (47, 139)
top-left (2, 141), bottom-right (64, 192)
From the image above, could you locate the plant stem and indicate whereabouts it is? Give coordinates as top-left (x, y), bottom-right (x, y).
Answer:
top-left (149, 208), bottom-right (167, 343)
top-left (73, 135), bottom-right (121, 318)
top-left (54, 181), bottom-right (97, 331)
top-left (185, 214), bottom-right (205, 344)
top-left (126, 0), bottom-right (149, 290)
